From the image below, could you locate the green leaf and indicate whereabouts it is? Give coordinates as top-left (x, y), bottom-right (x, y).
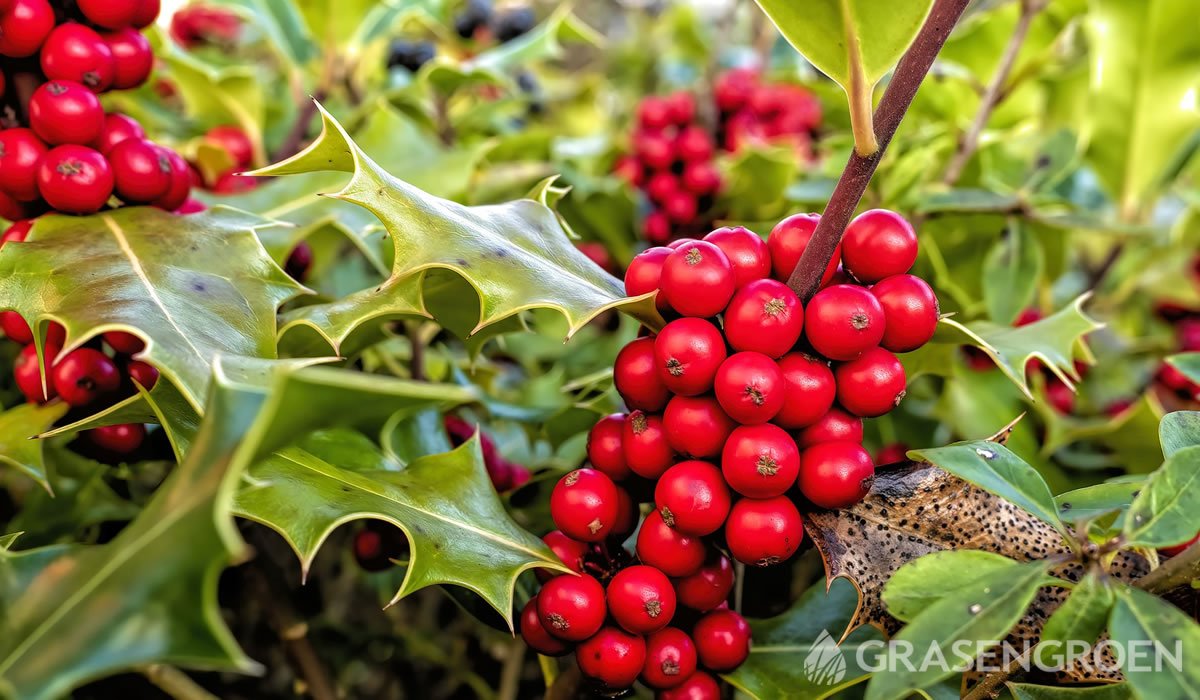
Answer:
top-left (0, 208), bottom-right (306, 414)
top-left (723, 578), bottom-right (885, 700)
top-left (1039, 571), bottom-right (1114, 651)
top-left (1108, 587), bottom-right (1200, 700)
top-left (1055, 479), bottom-right (1144, 524)
top-left (0, 403), bottom-right (69, 492)
top-left (1167, 353), bottom-right (1200, 383)
top-left (882, 550), bottom-right (1020, 623)
top-left (8, 449), bottom-right (140, 547)
top-left (914, 189), bottom-right (1025, 215)
top-left (1160, 410), bottom-right (1200, 457)
top-left (910, 441), bottom-right (1065, 533)
top-left (1124, 445), bottom-right (1200, 548)
top-left (982, 223), bottom-right (1043, 325)
top-left (863, 561), bottom-right (1053, 700)
top-left (207, 0), bottom-right (317, 64)
top-left (721, 147), bottom-right (800, 221)
top-left (464, 6), bottom-right (603, 74)
top-left (1007, 682), bottom-right (1134, 700)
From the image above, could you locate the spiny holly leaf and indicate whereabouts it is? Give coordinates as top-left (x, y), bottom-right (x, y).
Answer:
top-left (0, 402), bottom-right (68, 492)
top-left (0, 207), bottom-right (307, 414)
top-left (252, 102), bottom-right (662, 354)
top-left (1123, 445), bottom-right (1200, 548)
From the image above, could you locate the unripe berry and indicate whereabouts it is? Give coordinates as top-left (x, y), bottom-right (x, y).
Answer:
top-left (622, 410), bottom-right (674, 479)
top-left (842, 209), bottom-right (918, 283)
top-left (109, 138), bottom-right (172, 204)
top-left (835, 346), bottom-right (907, 417)
top-left (796, 407), bottom-right (863, 448)
top-left (624, 246), bottom-right (672, 311)
top-left (576, 626), bottom-right (647, 689)
top-left (693, 609), bottom-right (751, 671)
top-left (654, 460), bottom-right (731, 536)
top-left (614, 336), bottom-right (670, 412)
top-left (0, 0), bottom-right (56, 58)
top-left (723, 279), bottom-right (804, 358)
top-left (0, 128), bottom-right (49, 201)
top-left (714, 352), bottom-right (785, 424)
top-left (636, 510), bottom-right (705, 577)
top-left (725, 496), bottom-right (803, 566)
top-left (768, 213), bottom-right (839, 285)
top-left (703, 226), bottom-right (771, 288)
top-left (659, 670), bottom-right (721, 700)
top-left (93, 113), bottom-right (145, 155)
top-left (52, 347), bottom-right (120, 407)
top-left (721, 423), bottom-right (800, 498)
top-left (41, 23), bottom-right (116, 92)
top-left (674, 553), bottom-right (734, 612)
top-left (550, 468), bottom-right (619, 543)
top-left (804, 284), bottom-right (885, 361)
top-left (662, 395), bottom-right (735, 458)
top-left (86, 423), bottom-right (145, 454)
top-left (607, 564), bottom-right (677, 634)
top-left (29, 81), bottom-right (104, 146)
top-left (642, 627), bottom-right (698, 690)
top-left (587, 413), bottom-right (630, 481)
top-left (773, 353), bottom-right (836, 429)
top-left (660, 241), bottom-right (736, 318)
top-left (654, 318), bottom-right (727, 396)
top-left (37, 145), bottom-right (114, 214)
top-left (537, 573), bottom-right (607, 642)
top-left (540, 530), bottom-right (589, 581)
top-left (520, 597), bottom-right (570, 656)
top-left (104, 28), bottom-right (154, 90)
top-left (799, 441), bottom-right (875, 508)
top-left (871, 274), bottom-right (939, 352)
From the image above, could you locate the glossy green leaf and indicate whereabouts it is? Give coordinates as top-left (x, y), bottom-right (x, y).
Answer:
top-left (1039, 571), bottom-right (1114, 651)
top-left (464, 6), bottom-right (603, 73)
top-left (1008, 682), bottom-right (1134, 700)
top-left (882, 550), bottom-right (1020, 623)
top-left (1055, 479), bottom-right (1144, 524)
top-left (983, 223), bottom-right (1043, 325)
top-left (1167, 353), bottom-right (1200, 384)
top-left (1160, 410), bottom-right (1200, 457)
top-left (1108, 587), bottom-right (1200, 699)
top-left (1123, 445), bottom-right (1200, 548)
top-left (0, 403), bottom-right (68, 492)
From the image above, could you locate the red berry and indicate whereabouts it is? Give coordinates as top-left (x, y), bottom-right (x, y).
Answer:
top-left (126, 359), bottom-right (158, 389)
top-left (654, 460), bottom-right (731, 536)
top-left (109, 138), bottom-right (172, 204)
top-left (638, 97), bottom-right (672, 130)
top-left (636, 510), bottom-right (705, 577)
top-left (663, 191), bottom-right (698, 224)
top-left (0, 0), bottom-right (55, 58)
top-left (797, 407), bottom-right (863, 447)
top-left (576, 626), bottom-right (647, 689)
top-left (725, 496), bottom-right (804, 566)
top-left (1159, 363), bottom-right (1192, 393)
top-left (768, 213), bottom-right (839, 285)
top-left (1045, 378), bottom-right (1076, 414)
top-left (675, 553), bottom-right (734, 612)
top-left (875, 442), bottom-right (909, 465)
top-left (714, 352), bottom-right (784, 424)
top-left (103, 330), bottom-right (144, 354)
top-left (93, 113), bottom-right (145, 155)
top-left (723, 279), bottom-right (803, 358)
top-left (715, 68), bottom-right (759, 112)
top-left (205, 125), bottom-right (254, 170)
top-left (614, 337), bottom-right (670, 412)
top-left (693, 609), bottom-right (751, 671)
top-left (131, 0), bottom-right (161, 28)
top-left (871, 274), bottom-right (939, 352)
top-left (104, 28), bottom-right (154, 89)
top-left (662, 395), bottom-right (735, 459)
top-left (667, 238), bottom-right (694, 250)
top-left (804, 284), bottom-right (886, 361)
top-left (520, 597), bottom-right (570, 656)
top-left (842, 209), bottom-right (918, 283)
top-left (351, 522), bottom-right (407, 572)
top-left (537, 573), bottom-right (607, 642)
top-left (681, 161), bottom-right (721, 195)
top-left (654, 318), bottom-right (727, 396)
top-left (550, 468), bottom-right (619, 543)
top-left (642, 627), bottom-right (698, 690)
top-left (14, 342), bottom-right (58, 403)
top-left (643, 210), bottom-right (672, 246)
top-left (799, 441), bottom-right (875, 508)
top-left (721, 424), bottom-right (800, 498)
top-left (665, 92), bottom-right (696, 125)
top-left (773, 353), bottom-right (836, 429)
top-left (835, 347), bottom-right (907, 417)
top-left (78, 0), bottom-right (140, 28)
top-left (0, 128), bottom-right (49, 201)
top-left (703, 226), bottom-right (771, 289)
top-left (625, 246), bottom-right (672, 311)
top-left (213, 171), bottom-right (257, 194)
top-left (587, 413), bottom-right (630, 481)
top-left (29, 81), bottom-right (105, 146)
top-left (646, 171), bottom-right (680, 203)
top-left (0, 191), bottom-right (26, 221)
top-left (622, 410), bottom-right (675, 479)
top-left (611, 485), bottom-right (638, 539)
top-left (635, 131), bottom-right (674, 170)
top-left (52, 347), bottom-right (120, 407)
top-left (86, 423), bottom-right (145, 454)
top-left (1178, 319), bottom-right (1200, 352)
top-left (607, 564), bottom-right (677, 634)
top-left (614, 155), bottom-right (644, 186)
top-left (1161, 532), bottom-right (1200, 558)
top-left (660, 670), bottom-right (721, 700)
top-left (41, 23), bottom-right (116, 92)
top-left (540, 530), bottom-right (588, 582)
top-left (676, 125), bottom-right (714, 162)
top-left (37, 145), bottom-right (113, 214)
top-left (660, 241), bottom-right (736, 318)
top-left (151, 148), bottom-right (192, 211)
top-left (0, 310), bottom-right (34, 345)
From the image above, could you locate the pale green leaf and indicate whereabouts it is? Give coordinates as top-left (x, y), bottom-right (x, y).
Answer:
top-left (1123, 445), bottom-right (1200, 548)
top-left (0, 403), bottom-right (69, 492)
top-left (882, 550), bottom-right (1020, 623)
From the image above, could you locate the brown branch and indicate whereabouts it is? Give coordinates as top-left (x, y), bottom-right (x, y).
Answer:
top-left (1135, 540), bottom-right (1200, 594)
top-left (786, 0), bottom-right (971, 301)
top-left (272, 92), bottom-right (326, 163)
top-left (962, 651), bottom-right (1030, 700)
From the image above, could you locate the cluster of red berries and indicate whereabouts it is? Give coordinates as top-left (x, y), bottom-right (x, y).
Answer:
top-left (713, 67), bottom-right (821, 159)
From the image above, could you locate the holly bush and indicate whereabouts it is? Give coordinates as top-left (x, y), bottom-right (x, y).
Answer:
top-left (1, 0), bottom-right (1199, 699)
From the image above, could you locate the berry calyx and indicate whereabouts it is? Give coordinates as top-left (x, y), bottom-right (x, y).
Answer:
top-left (587, 413), bottom-right (630, 481)
top-left (720, 423), bottom-right (800, 498)
top-left (799, 441), bottom-right (875, 509)
top-left (660, 241), bottom-right (736, 318)
top-left (703, 226), bottom-right (771, 288)
top-left (871, 274), bottom-right (939, 352)
top-left (642, 627), bottom-right (698, 690)
top-left (722, 279), bottom-right (804, 358)
top-left (576, 626), bottom-right (647, 690)
top-left (52, 347), bottom-right (120, 407)
top-left (536, 573), bottom-right (607, 642)
top-left (725, 496), bottom-right (804, 566)
top-left (607, 564), bottom-right (678, 634)
top-left (636, 510), bottom-right (706, 577)
top-left (713, 352), bottom-right (785, 425)
top-left (773, 353), bottom-right (836, 429)
top-left (622, 410), bottom-right (675, 479)
top-left (674, 553), bottom-right (734, 612)
top-left (520, 597), bottom-right (570, 656)
top-left (804, 284), bottom-right (886, 361)
top-left (841, 209), bottom-right (918, 283)
top-left (654, 318), bottom-right (727, 396)
top-left (835, 346), bottom-right (907, 417)
top-left (797, 407), bottom-right (864, 447)
top-left (654, 460), bottom-right (731, 536)
top-left (614, 336), bottom-right (671, 412)
top-left (693, 609), bottom-right (751, 672)
top-left (550, 468), bottom-right (619, 543)
top-left (662, 394), bottom-right (735, 459)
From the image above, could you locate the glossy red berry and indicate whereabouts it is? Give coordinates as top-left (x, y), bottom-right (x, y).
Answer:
top-left (842, 209), bottom-right (918, 282)
top-left (677, 125), bottom-right (714, 162)
top-left (41, 24), bottom-right (115, 92)
top-left (675, 553), bottom-right (734, 612)
top-left (131, 0), bottom-right (161, 28)
top-left (0, 0), bottom-right (56, 57)
top-left (29, 81), bottom-right (105, 146)
top-left (607, 564), bottom-right (677, 634)
top-left (797, 407), bottom-right (864, 448)
top-left (636, 510), bottom-right (705, 577)
top-left (623, 410), bottom-right (675, 479)
top-left (773, 353), bottom-right (836, 429)
top-left (205, 125), bottom-right (254, 170)
top-left (14, 342), bottom-right (58, 403)
top-left (836, 346), bottom-right (907, 417)
top-left (611, 486), bottom-right (638, 539)
top-left (643, 210), bottom-right (672, 246)
top-left (642, 627), bottom-right (698, 690)
top-left (614, 337), bottom-right (670, 412)
top-left (660, 241), bottom-right (736, 318)
top-left (1161, 532), bottom-right (1200, 558)
top-left (659, 670), bottom-right (721, 700)
top-left (87, 423), bottom-right (146, 454)
top-left (542, 532), bottom-right (588, 580)
top-left (725, 496), bottom-right (803, 566)
top-left (871, 274), bottom-right (939, 352)
top-left (703, 226), bottom-right (770, 288)
top-left (587, 413), bottom-right (630, 481)
top-left (151, 148), bottom-right (192, 211)
top-left (78, 0), bottom-right (141, 28)
top-left (681, 161), bottom-right (721, 195)
top-left (624, 246), bottom-right (672, 311)
top-left (654, 460), bottom-right (731, 536)
top-left (537, 573), bottom-right (607, 642)
top-left (693, 609), bottom-right (751, 672)
top-left (723, 279), bottom-right (803, 358)
top-left (109, 138), bottom-right (172, 203)
top-left (103, 330), bottom-right (145, 354)
top-left (638, 97), bottom-right (672, 130)
top-left (126, 359), bottom-right (159, 389)
top-left (799, 441), bottom-right (875, 509)
top-left (52, 347), bottom-right (120, 407)
top-left (520, 597), bottom-right (570, 656)
top-left (93, 113), bottom-right (145, 155)
top-left (576, 626), bottom-right (647, 689)
top-left (721, 424), bottom-right (800, 498)
top-left (714, 352), bottom-right (784, 424)
top-left (0, 191), bottom-right (25, 221)
top-left (804, 284), bottom-right (886, 361)
top-left (0, 311), bottom-right (33, 344)
top-left (635, 131), bottom-right (674, 170)
top-left (654, 318), bottom-right (727, 396)
top-left (104, 28), bottom-right (154, 89)
top-left (0, 129), bottom-right (49, 201)
top-left (875, 442), bottom-right (909, 465)
top-left (550, 468), bottom-right (619, 543)
top-left (662, 395), bottom-right (735, 459)
top-left (768, 213), bottom-right (839, 285)
top-left (37, 145), bottom-right (114, 214)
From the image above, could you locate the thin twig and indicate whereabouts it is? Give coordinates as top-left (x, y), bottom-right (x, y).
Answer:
top-left (962, 650), bottom-right (1029, 700)
top-left (497, 639), bottom-right (526, 700)
top-left (785, 0), bottom-right (971, 301)
top-left (1135, 540), bottom-right (1200, 594)
top-left (272, 92), bottom-right (326, 163)
top-left (141, 665), bottom-right (218, 700)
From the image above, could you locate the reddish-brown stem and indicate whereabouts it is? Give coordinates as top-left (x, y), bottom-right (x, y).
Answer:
top-left (785, 0), bottom-right (971, 301)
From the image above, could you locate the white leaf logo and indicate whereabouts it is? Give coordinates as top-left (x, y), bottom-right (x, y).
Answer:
top-left (804, 629), bottom-right (847, 685)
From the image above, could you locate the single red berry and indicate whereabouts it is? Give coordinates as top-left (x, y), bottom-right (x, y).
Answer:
top-left (799, 441), bottom-right (875, 509)
top-left (0, 128), bottom-right (49, 201)
top-left (714, 352), bottom-right (785, 425)
top-left (520, 597), bottom-right (571, 656)
top-left (611, 485), bottom-right (638, 539)
top-left (614, 337), bottom-right (670, 412)
top-left (126, 359), bottom-right (159, 389)
top-left (694, 610), bottom-right (752, 673)
top-left (660, 241), bottom-right (736, 318)
top-left (622, 410), bottom-right (675, 479)
top-left (607, 564), bottom-right (677, 634)
top-left (613, 154), bottom-right (644, 187)
top-left (725, 496), bottom-right (804, 566)
top-left (1, 219), bottom-right (32, 247)
top-left (93, 113), bottom-right (145, 155)
top-left (78, 0), bottom-right (141, 28)
top-left (675, 553), bottom-right (734, 612)
top-left (587, 413), bottom-right (630, 481)
top-left (539, 530), bottom-right (589, 582)
top-left (52, 347), bottom-right (120, 407)
top-left (151, 148), bottom-right (192, 211)
top-left (0, 311), bottom-right (33, 344)
top-left (676, 125), bottom-right (714, 162)
top-left (37, 145), bottom-right (114, 214)
top-left (41, 23), bottom-right (116, 92)
top-left (576, 626), bottom-right (647, 689)
top-left (104, 330), bottom-right (145, 354)
top-left (715, 68), bottom-right (759, 113)
top-left (131, 0), bottom-right (161, 28)
top-left (352, 521), bottom-right (408, 571)
top-left (109, 138), bottom-right (172, 204)
top-left (14, 342), bottom-right (58, 403)
top-left (550, 468), bottom-right (619, 543)
top-left (773, 353), bottom-right (836, 429)
top-left (804, 284), bottom-right (886, 361)
top-left (103, 28), bottom-right (154, 89)
top-left (721, 424), bottom-right (800, 498)
top-left (662, 394), bottom-right (735, 459)
top-left (205, 125), bottom-right (254, 170)
top-left (646, 171), bottom-right (680, 203)
top-left (1045, 378), bottom-right (1076, 414)
top-left (1161, 532), bottom-right (1200, 558)
top-left (213, 171), bottom-right (257, 194)
top-left (723, 279), bottom-right (804, 358)
top-left (768, 213), bottom-right (839, 285)
top-left (665, 92), bottom-right (696, 125)
top-left (0, 0), bottom-right (56, 58)
top-left (643, 210), bottom-right (672, 246)
top-left (703, 226), bottom-right (771, 289)
top-left (875, 442), bottom-right (910, 465)
top-left (654, 318), bottom-right (727, 396)
top-left (29, 81), bottom-right (105, 146)
top-left (842, 209), bottom-right (918, 283)
top-left (487, 457), bottom-right (515, 492)
top-left (681, 161), bottom-right (721, 195)
top-left (642, 627), bottom-right (698, 690)
top-left (624, 246), bottom-right (672, 310)
top-left (86, 423), bottom-right (145, 454)
top-left (659, 670), bottom-right (721, 700)
top-left (638, 97), bottom-right (672, 130)
top-left (635, 131), bottom-right (674, 170)
top-left (636, 510), bottom-right (705, 577)
top-left (663, 191), bottom-right (698, 225)
top-left (797, 407), bottom-right (864, 448)
top-left (654, 460), bottom-right (731, 536)
top-left (835, 347), bottom-right (906, 417)
top-left (871, 274), bottom-right (939, 352)
top-left (537, 573), bottom-right (607, 642)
